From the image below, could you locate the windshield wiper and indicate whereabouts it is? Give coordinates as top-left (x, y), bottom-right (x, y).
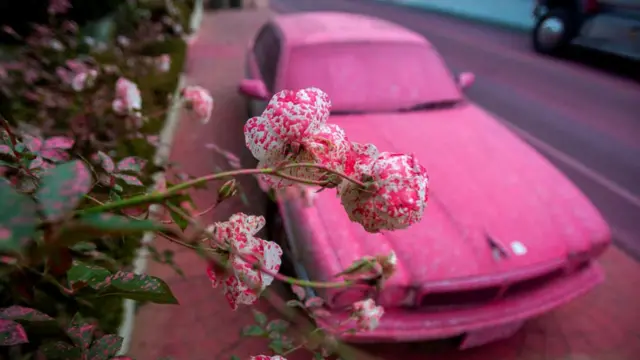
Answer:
top-left (330, 110), bottom-right (366, 115)
top-left (398, 99), bottom-right (462, 112)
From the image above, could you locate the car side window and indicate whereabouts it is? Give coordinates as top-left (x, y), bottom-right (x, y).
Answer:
top-left (252, 24), bottom-right (281, 91)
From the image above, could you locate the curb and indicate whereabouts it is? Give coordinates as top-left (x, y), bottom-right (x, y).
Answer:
top-left (372, 0), bottom-right (534, 33)
top-left (116, 0), bottom-right (204, 355)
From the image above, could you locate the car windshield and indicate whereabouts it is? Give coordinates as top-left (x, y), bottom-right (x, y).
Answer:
top-left (283, 42), bottom-right (463, 114)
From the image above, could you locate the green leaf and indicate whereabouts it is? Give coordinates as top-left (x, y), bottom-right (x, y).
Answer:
top-left (168, 205), bottom-right (188, 231)
top-left (0, 181), bottom-right (38, 253)
top-left (71, 242), bottom-right (97, 252)
top-left (88, 334), bottom-right (123, 360)
top-left (285, 300), bottom-right (303, 308)
top-left (269, 338), bottom-right (285, 354)
top-left (0, 319), bottom-right (28, 345)
top-left (241, 325), bottom-right (265, 337)
top-left (72, 213), bottom-right (164, 234)
top-left (66, 313), bottom-right (97, 348)
top-left (100, 271), bottom-right (178, 304)
top-left (230, 356), bottom-right (240, 360)
top-left (40, 341), bottom-right (83, 359)
top-left (67, 262), bottom-right (111, 289)
top-left (0, 306), bottom-right (54, 322)
top-left (252, 310), bottom-right (267, 326)
top-left (266, 319), bottom-right (289, 334)
top-left (36, 160), bottom-right (92, 222)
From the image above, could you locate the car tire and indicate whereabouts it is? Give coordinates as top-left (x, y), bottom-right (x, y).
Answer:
top-left (532, 9), bottom-right (577, 55)
top-left (265, 199), bottom-right (296, 277)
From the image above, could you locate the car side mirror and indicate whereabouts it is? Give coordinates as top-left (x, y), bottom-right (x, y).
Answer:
top-left (457, 72), bottom-right (475, 90)
top-left (238, 79), bottom-right (269, 100)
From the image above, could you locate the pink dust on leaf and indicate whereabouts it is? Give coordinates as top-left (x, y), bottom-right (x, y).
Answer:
top-left (0, 319), bottom-right (28, 346)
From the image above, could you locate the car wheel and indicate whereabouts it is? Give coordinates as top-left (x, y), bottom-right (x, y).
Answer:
top-left (532, 9), bottom-right (576, 55)
top-left (265, 199), bottom-right (296, 277)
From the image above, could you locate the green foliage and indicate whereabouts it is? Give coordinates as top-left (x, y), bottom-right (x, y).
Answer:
top-left (0, 0), bottom-right (192, 358)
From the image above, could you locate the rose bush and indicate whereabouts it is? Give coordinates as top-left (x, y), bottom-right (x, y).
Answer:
top-left (0, 1), bottom-right (431, 360)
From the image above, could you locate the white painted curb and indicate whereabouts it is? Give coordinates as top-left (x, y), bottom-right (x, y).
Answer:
top-left (117, 0), bottom-right (204, 355)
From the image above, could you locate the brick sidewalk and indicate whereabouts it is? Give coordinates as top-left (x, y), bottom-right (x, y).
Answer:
top-left (127, 7), bottom-right (640, 360)
top-left (127, 9), bottom-right (292, 360)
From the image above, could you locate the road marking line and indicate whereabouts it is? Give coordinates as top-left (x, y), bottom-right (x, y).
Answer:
top-left (498, 119), bottom-right (640, 210)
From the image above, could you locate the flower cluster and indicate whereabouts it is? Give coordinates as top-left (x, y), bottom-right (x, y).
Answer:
top-left (112, 77), bottom-right (142, 117)
top-left (204, 213), bottom-right (283, 310)
top-left (182, 85), bottom-right (214, 124)
top-left (244, 87), bottom-right (429, 233)
top-left (351, 298), bottom-right (384, 331)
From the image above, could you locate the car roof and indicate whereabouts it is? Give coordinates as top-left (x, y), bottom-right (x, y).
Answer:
top-left (272, 11), bottom-right (429, 47)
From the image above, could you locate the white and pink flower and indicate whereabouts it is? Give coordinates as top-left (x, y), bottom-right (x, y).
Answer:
top-left (182, 85), bottom-right (214, 124)
top-left (156, 54), bottom-right (171, 73)
top-left (112, 77), bottom-right (142, 116)
top-left (244, 87), bottom-right (350, 189)
top-left (71, 69), bottom-right (98, 92)
top-left (340, 144), bottom-right (429, 233)
top-left (205, 213), bottom-right (282, 310)
top-left (351, 299), bottom-right (384, 331)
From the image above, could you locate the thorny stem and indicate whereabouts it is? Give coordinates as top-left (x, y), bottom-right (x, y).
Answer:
top-left (77, 162), bottom-right (367, 215)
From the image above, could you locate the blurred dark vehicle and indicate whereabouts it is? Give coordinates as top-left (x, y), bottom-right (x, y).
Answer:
top-left (0, 0), bottom-right (125, 44)
top-left (533, 0), bottom-right (640, 61)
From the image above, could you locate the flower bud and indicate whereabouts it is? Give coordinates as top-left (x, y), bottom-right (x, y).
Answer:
top-left (217, 179), bottom-right (238, 203)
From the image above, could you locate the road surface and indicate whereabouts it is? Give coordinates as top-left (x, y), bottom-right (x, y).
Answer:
top-left (265, 1), bottom-right (640, 359)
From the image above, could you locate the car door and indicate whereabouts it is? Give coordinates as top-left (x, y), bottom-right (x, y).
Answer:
top-left (246, 23), bottom-right (282, 117)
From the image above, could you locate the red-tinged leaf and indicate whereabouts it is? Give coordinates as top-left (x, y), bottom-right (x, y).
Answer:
top-left (0, 306), bottom-right (54, 322)
top-left (88, 334), bottom-right (123, 360)
top-left (40, 148), bottom-right (71, 162)
top-left (291, 285), bottom-right (306, 300)
top-left (312, 309), bottom-right (331, 318)
top-left (116, 156), bottom-right (146, 174)
top-left (113, 173), bottom-right (143, 186)
top-left (40, 341), bottom-right (83, 358)
top-left (36, 160), bottom-right (92, 222)
top-left (101, 271), bottom-right (179, 304)
top-left (47, 248), bottom-right (73, 276)
top-left (304, 297), bottom-right (324, 308)
top-left (44, 136), bottom-right (74, 150)
top-left (66, 314), bottom-right (97, 348)
top-left (0, 319), bottom-right (28, 345)
top-left (98, 173), bottom-right (116, 187)
top-left (92, 151), bottom-right (115, 173)
top-left (0, 144), bottom-right (12, 156)
top-left (22, 135), bottom-right (42, 153)
top-left (110, 357), bottom-right (134, 360)
top-left (0, 181), bottom-right (38, 253)
top-left (29, 156), bottom-right (44, 170)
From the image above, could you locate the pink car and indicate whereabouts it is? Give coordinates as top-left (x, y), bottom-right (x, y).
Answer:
top-left (238, 12), bottom-right (611, 349)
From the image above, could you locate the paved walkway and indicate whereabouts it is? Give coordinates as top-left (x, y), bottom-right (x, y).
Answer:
top-left (127, 6), bottom-right (640, 360)
top-left (127, 8), bottom-right (291, 360)
top-left (376, 0), bottom-right (536, 30)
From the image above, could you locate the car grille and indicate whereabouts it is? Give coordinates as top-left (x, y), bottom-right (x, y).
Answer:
top-left (418, 265), bottom-right (571, 310)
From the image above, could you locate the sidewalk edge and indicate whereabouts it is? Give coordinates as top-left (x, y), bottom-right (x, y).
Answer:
top-left (117, 0), bottom-right (205, 355)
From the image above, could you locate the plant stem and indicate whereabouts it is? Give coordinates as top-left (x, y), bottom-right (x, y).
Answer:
top-left (164, 203), bottom-right (354, 290)
top-left (77, 163), bottom-right (364, 216)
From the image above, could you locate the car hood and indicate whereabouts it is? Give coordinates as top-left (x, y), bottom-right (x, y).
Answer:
top-left (298, 103), bottom-right (610, 287)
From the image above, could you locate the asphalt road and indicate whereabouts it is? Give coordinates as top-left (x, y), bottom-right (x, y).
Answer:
top-left (270, 0), bottom-right (640, 260)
